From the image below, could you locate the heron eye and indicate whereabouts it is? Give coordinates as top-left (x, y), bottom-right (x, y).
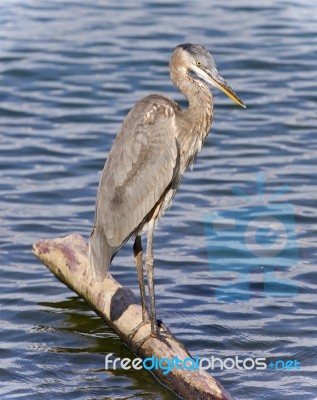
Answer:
top-left (196, 61), bottom-right (202, 67)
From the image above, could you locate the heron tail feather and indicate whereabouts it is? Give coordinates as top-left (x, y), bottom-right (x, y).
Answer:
top-left (88, 226), bottom-right (112, 282)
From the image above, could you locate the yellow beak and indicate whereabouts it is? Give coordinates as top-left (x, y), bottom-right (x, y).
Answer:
top-left (207, 69), bottom-right (246, 108)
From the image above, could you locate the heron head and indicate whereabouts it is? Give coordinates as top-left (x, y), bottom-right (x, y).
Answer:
top-left (173, 43), bottom-right (246, 108)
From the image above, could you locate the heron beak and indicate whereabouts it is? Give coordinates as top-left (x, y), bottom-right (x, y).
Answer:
top-left (206, 68), bottom-right (246, 108)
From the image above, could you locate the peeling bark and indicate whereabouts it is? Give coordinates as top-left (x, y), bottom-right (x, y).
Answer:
top-left (32, 233), bottom-right (231, 400)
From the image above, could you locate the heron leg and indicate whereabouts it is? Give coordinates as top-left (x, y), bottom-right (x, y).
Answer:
top-left (145, 219), bottom-right (158, 336)
top-left (130, 220), bottom-right (175, 347)
top-left (133, 235), bottom-right (148, 321)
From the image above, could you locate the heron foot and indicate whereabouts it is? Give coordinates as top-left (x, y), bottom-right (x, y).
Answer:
top-left (130, 319), bottom-right (175, 351)
top-left (156, 319), bottom-right (178, 343)
top-left (128, 319), bottom-right (151, 342)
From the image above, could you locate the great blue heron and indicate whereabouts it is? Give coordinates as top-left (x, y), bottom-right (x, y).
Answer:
top-left (89, 43), bottom-right (245, 338)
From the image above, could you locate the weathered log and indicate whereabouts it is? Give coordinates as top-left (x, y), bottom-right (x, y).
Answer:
top-left (32, 233), bottom-right (231, 400)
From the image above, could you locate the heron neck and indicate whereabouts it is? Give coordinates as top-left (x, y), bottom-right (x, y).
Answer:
top-left (183, 74), bottom-right (213, 120)
top-left (172, 69), bottom-right (213, 127)
top-left (170, 69), bottom-right (214, 169)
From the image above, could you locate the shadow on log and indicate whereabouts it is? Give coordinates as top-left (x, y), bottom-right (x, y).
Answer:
top-left (32, 233), bottom-right (231, 400)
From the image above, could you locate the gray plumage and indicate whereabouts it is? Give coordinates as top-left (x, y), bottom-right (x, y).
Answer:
top-left (89, 43), bottom-right (245, 336)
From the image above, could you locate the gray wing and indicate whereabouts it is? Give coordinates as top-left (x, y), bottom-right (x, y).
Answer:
top-left (89, 95), bottom-right (180, 281)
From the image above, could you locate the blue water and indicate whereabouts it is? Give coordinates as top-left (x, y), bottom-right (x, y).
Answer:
top-left (1, 0), bottom-right (316, 399)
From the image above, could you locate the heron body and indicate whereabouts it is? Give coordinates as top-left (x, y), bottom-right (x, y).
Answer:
top-left (89, 44), bottom-right (245, 336)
